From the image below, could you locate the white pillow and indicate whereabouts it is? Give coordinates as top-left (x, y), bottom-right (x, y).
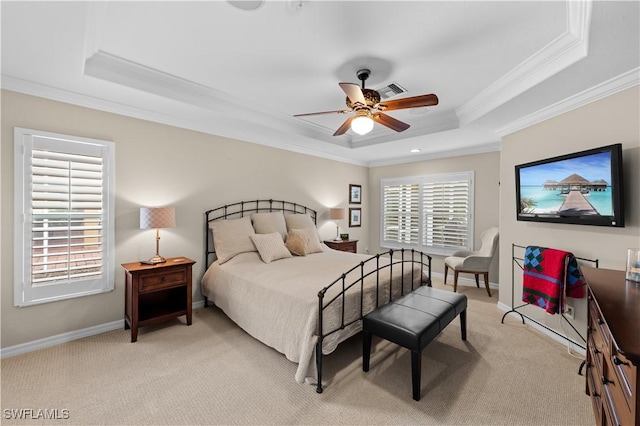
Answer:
top-left (291, 228), bottom-right (323, 254)
top-left (250, 232), bottom-right (292, 263)
top-left (251, 212), bottom-right (287, 241)
top-left (210, 216), bottom-right (256, 264)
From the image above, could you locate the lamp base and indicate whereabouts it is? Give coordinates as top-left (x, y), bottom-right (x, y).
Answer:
top-left (141, 255), bottom-right (166, 265)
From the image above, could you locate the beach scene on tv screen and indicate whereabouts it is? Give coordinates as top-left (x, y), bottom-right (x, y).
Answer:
top-left (519, 151), bottom-right (613, 217)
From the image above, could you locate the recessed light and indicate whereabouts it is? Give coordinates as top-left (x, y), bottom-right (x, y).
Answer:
top-left (410, 149), bottom-right (421, 153)
top-left (228, 1), bottom-right (264, 11)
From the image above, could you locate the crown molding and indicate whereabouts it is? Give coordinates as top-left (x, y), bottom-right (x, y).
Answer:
top-left (496, 67), bottom-right (640, 137)
top-left (456, 0), bottom-right (592, 127)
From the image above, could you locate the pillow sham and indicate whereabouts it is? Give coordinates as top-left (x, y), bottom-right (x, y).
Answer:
top-left (251, 212), bottom-right (287, 241)
top-left (209, 216), bottom-right (257, 264)
top-left (290, 228), bottom-right (323, 254)
top-left (250, 232), bottom-right (292, 263)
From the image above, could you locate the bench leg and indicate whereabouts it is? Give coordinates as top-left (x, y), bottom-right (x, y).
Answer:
top-left (362, 330), bottom-right (372, 372)
top-left (460, 309), bottom-right (467, 341)
top-left (411, 350), bottom-right (422, 401)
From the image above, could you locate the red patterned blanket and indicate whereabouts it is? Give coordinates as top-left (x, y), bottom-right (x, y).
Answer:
top-left (522, 246), bottom-right (585, 314)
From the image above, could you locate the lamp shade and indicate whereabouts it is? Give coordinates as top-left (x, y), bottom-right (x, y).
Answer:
top-left (140, 206), bottom-right (176, 230)
top-left (329, 207), bottom-right (346, 220)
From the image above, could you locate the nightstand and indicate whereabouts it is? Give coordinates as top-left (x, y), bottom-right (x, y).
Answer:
top-left (324, 239), bottom-right (358, 253)
top-left (121, 257), bottom-right (195, 342)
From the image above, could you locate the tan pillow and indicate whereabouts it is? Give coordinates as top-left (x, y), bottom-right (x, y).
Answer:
top-left (250, 233), bottom-right (292, 263)
top-left (284, 213), bottom-right (316, 231)
top-left (209, 216), bottom-right (256, 264)
top-left (285, 230), bottom-right (308, 256)
top-left (251, 212), bottom-right (287, 241)
top-left (291, 228), bottom-right (323, 254)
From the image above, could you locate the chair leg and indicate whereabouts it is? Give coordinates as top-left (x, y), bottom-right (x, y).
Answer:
top-left (483, 272), bottom-right (491, 297)
top-left (444, 265), bottom-right (448, 285)
top-left (474, 273), bottom-right (480, 288)
top-left (453, 271), bottom-right (459, 293)
top-left (362, 331), bottom-right (372, 372)
top-left (411, 350), bottom-right (422, 401)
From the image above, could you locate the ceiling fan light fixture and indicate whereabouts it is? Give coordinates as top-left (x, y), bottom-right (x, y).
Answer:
top-left (351, 116), bottom-right (374, 135)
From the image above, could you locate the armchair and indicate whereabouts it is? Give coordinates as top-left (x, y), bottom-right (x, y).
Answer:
top-left (444, 227), bottom-right (499, 297)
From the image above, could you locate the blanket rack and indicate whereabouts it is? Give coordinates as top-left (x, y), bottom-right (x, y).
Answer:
top-left (501, 243), bottom-right (598, 353)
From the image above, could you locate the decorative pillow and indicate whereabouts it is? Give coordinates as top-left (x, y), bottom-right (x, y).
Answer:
top-left (291, 228), bottom-right (323, 254)
top-left (209, 216), bottom-right (257, 264)
top-left (251, 212), bottom-right (287, 241)
top-left (284, 214), bottom-right (322, 249)
top-left (285, 230), bottom-right (308, 256)
top-left (250, 232), bottom-right (292, 263)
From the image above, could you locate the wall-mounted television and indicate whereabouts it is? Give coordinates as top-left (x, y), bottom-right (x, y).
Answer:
top-left (515, 143), bottom-right (624, 227)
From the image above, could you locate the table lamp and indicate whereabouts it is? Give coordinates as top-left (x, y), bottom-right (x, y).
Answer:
top-left (140, 206), bottom-right (176, 264)
top-left (329, 207), bottom-right (346, 241)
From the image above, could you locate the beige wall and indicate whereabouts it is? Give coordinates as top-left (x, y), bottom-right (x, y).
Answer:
top-left (1, 90), bottom-right (368, 348)
top-left (499, 86), bottom-right (640, 342)
top-left (368, 151), bottom-right (501, 283)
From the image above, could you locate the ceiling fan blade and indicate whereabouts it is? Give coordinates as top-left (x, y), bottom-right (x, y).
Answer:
top-left (294, 109), bottom-right (350, 117)
top-left (376, 94), bottom-right (439, 111)
top-left (333, 116), bottom-right (355, 136)
top-left (373, 112), bottom-right (410, 132)
top-left (339, 82), bottom-right (366, 106)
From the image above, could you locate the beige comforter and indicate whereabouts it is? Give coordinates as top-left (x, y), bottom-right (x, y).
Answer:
top-left (201, 246), bottom-right (424, 384)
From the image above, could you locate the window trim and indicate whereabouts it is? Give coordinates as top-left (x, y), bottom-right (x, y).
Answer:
top-left (380, 171), bottom-right (474, 256)
top-left (14, 127), bottom-right (115, 307)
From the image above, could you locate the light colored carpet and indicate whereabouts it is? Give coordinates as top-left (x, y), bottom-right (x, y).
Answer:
top-left (1, 280), bottom-right (594, 425)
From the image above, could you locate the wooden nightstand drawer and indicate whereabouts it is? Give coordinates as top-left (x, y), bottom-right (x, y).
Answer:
top-left (139, 269), bottom-right (186, 292)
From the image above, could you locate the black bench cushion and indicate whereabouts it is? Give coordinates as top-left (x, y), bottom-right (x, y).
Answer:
top-left (363, 286), bottom-right (467, 351)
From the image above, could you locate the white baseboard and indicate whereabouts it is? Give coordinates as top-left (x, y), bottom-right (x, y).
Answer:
top-left (497, 301), bottom-right (586, 357)
top-left (0, 300), bottom-right (207, 359)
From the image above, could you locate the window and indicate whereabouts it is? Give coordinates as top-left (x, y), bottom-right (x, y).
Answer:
top-left (14, 128), bottom-right (115, 307)
top-left (381, 171), bottom-right (474, 256)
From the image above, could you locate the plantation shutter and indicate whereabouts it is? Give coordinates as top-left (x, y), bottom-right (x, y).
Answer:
top-left (31, 145), bottom-right (104, 285)
top-left (380, 172), bottom-right (473, 255)
top-left (382, 181), bottom-right (420, 247)
top-left (15, 128), bottom-right (115, 306)
top-left (422, 178), bottom-right (470, 251)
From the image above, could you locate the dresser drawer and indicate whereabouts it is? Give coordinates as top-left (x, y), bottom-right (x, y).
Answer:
top-left (612, 346), bottom-right (636, 410)
top-left (589, 297), bottom-right (609, 356)
top-left (139, 269), bottom-right (186, 292)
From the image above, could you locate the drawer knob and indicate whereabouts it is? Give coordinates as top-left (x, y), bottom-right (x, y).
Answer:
top-left (613, 355), bottom-right (629, 366)
top-left (601, 375), bottom-right (613, 385)
top-left (594, 348), bottom-right (600, 355)
top-left (596, 318), bottom-right (604, 325)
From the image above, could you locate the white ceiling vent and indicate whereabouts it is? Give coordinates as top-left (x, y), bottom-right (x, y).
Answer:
top-left (375, 82), bottom-right (407, 99)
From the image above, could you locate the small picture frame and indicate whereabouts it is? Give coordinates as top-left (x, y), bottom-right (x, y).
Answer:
top-left (349, 208), bottom-right (361, 227)
top-left (349, 184), bottom-right (362, 204)
top-left (340, 233), bottom-right (349, 240)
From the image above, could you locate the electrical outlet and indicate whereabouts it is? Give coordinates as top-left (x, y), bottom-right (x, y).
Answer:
top-left (565, 304), bottom-right (575, 320)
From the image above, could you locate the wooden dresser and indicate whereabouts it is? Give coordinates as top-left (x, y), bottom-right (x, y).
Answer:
top-left (583, 267), bottom-right (639, 426)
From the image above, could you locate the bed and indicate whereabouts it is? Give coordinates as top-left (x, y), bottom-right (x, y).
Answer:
top-left (201, 199), bottom-right (432, 393)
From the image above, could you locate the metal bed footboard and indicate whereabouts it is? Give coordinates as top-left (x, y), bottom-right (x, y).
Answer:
top-left (314, 248), bottom-right (432, 394)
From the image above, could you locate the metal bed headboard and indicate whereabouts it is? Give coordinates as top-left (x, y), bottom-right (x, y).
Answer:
top-left (205, 199), bottom-right (317, 267)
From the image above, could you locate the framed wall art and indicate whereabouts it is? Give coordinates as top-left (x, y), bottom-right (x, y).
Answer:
top-left (349, 184), bottom-right (362, 204)
top-left (349, 207), bottom-right (361, 227)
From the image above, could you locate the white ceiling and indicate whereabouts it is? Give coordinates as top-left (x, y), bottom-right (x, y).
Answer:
top-left (2, 1), bottom-right (639, 166)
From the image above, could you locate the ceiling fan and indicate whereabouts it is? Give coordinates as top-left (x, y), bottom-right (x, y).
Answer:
top-left (294, 69), bottom-right (439, 136)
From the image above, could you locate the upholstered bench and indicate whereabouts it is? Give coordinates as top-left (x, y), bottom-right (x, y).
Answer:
top-left (362, 286), bottom-right (467, 401)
